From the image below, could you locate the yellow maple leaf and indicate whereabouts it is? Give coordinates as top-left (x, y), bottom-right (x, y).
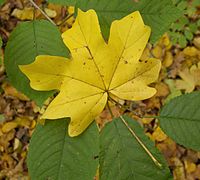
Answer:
top-left (176, 62), bottom-right (200, 92)
top-left (19, 9), bottom-right (161, 136)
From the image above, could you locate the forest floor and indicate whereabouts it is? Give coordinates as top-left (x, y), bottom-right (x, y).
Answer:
top-left (0, 0), bottom-right (200, 179)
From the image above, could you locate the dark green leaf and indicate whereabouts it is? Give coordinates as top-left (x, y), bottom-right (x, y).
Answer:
top-left (100, 116), bottom-right (172, 180)
top-left (4, 20), bottom-right (69, 106)
top-left (131, 0), bottom-right (183, 43)
top-left (28, 119), bottom-right (99, 180)
top-left (47, 0), bottom-right (76, 6)
top-left (159, 92), bottom-right (200, 151)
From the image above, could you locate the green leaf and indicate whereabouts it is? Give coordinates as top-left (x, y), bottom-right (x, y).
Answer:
top-left (0, 36), bottom-right (2, 47)
top-left (197, 19), bottom-right (200, 27)
top-left (184, 29), bottom-right (193, 41)
top-left (100, 116), bottom-right (172, 180)
top-left (159, 92), bottom-right (200, 151)
top-left (0, 36), bottom-right (3, 65)
top-left (4, 20), bottom-right (69, 106)
top-left (187, 7), bottom-right (196, 16)
top-left (47, 0), bottom-right (76, 6)
top-left (192, 0), bottom-right (200, 7)
top-left (0, 0), bottom-right (5, 6)
top-left (177, 1), bottom-right (187, 10)
top-left (131, 0), bottom-right (183, 43)
top-left (178, 16), bottom-right (189, 28)
top-left (189, 23), bottom-right (198, 33)
top-left (27, 119), bottom-right (99, 180)
top-left (178, 34), bottom-right (187, 48)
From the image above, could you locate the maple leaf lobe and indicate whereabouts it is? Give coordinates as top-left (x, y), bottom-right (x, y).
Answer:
top-left (19, 9), bottom-right (161, 137)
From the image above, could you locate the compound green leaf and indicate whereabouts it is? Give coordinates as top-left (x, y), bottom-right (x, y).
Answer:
top-left (27, 119), bottom-right (99, 180)
top-left (131, 0), bottom-right (183, 42)
top-left (100, 116), bottom-right (172, 180)
top-left (4, 20), bottom-right (69, 106)
top-left (159, 92), bottom-right (200, 151)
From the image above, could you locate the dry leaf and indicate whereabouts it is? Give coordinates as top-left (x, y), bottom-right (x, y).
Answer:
top-left (176, 62), bottom-right (200, 92)
top-left (44, 8), bottom-right (57, 18)
top-left (2, 82), bottom-right (29, 101)
top-left (184, 160), bottom-right (196, 173)
top-left (11, 8), bottom-right (34, 20)
top-left (152, 127), bottom-right (167, 142)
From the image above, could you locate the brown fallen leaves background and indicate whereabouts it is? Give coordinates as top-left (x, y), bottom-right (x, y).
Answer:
top-left (0, 0), bottom-right (200, 179)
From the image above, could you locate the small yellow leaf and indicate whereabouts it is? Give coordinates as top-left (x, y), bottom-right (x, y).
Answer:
top-left (158, 33), bottom-right (172, 50)
top-left (163, 51), bottom-right (173, 67)
top-left (11, 8), bottom-right (34, 20)
top-left (44, 8), bottom-right (57, 18)
top-left (140, 47), bottom-right (151, 61)
top-left (183, 46), bottom-right (199, 57)
top-left (2, 122), bottom-right (18, 133)
top-left (184, 160), bottom-right (196, 173)
top-left (152, 45), bottom-right (163, 59)
top-left (152, 127), bottom-right (167, 142)
top-left (20, 9), bottom-right (161, 136)
top-left (15, 117), bottom-right (31, 127)
top-left (193, 37), bottom-right (200, 49)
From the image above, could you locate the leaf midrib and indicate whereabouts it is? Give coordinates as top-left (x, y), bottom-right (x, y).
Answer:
top-left (159, 115), bottom-right (200, 123)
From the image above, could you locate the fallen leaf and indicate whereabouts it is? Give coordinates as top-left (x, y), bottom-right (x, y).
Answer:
top-left (158, 33), bottom-right (172, 50)
top-left (171, 157), bottom-right (186, 180)
top-left (2, 82), bottom-right (29, 101)
top-left (152, 44), bottom-right (163, 59)
top-left (44, 8), bottom-right (57, 18)
top-left (152, 126), bottom-right (167, 142)
top-left (11, 8), bottom-right (34, 20)
top-left (184, 160), bottom-right (196, 173)
top-left (163, 51), bottom-right (173, 67)
top-left (193, 37), bottom-right (200, 49)
top-left (175, 62), bottom-right (200, 92)
top-left (19, 9), bottom-right (161, 136)
top-left (2, 121), bottom-right (18, 133)
top-left (183, 46), bottom-right (200, 57)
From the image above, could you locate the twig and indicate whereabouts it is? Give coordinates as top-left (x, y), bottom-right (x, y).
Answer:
top-left (107, 101), bottom-right (114, 118)
top-left (119, 115), bottom-right (162, 168)
top-left (108, 96), bottom-right (143, 118)
top-left (57, 13), bottom-right (74, 26)
top-left (29, 0), bottom-right (56, 25)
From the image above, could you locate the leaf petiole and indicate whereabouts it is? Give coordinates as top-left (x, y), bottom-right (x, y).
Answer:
top-left (106, 101), bottom-right (114, 118)
top-left (29, 0), bottom-right (56, 25)
top-left (119, 115), bottom-right (163, 169)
